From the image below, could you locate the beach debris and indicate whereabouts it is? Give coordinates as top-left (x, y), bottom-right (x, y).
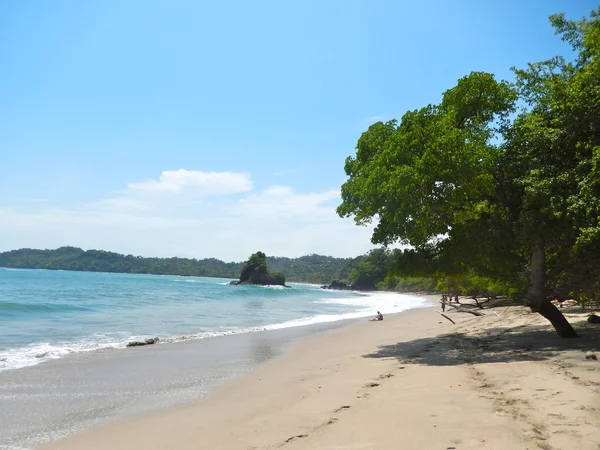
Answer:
top-left (585, 351), bottom-right (597, 360)
top-left (436, 310), bottom-right (456, 324)
top-left (126, 337), bottom-right (159, 347)
top-left (446, 303), bottom-right (485, 316)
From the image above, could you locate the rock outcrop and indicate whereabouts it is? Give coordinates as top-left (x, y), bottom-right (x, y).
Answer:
top-left (230, 251), bottom-right (288, 287)
top-left (321, 280), bottom-right (353, 290)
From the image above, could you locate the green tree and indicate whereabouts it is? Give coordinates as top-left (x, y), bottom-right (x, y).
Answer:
top-left (498, 8), bottom-right (600, 334)
top-left (337, 66), bottom-right (581, 337)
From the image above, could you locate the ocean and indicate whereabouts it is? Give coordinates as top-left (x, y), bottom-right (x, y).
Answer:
top-left (0, 268), bottom-right (430, 448)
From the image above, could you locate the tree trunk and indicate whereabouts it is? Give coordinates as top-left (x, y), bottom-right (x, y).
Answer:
top-left (524, 238), bottom-right (578, 338)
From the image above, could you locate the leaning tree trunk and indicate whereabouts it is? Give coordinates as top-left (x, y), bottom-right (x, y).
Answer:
top-left (524, 238), bottom-right (578, 338)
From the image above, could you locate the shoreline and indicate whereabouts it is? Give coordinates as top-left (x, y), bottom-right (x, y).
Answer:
top-left (37, 296), bottom-right (600, 450)
top-left (1, 315), bottom-right (366, 449)
top-left (1, 293), bottom-right (433, 449)
top-left (0, 280), bottom-right (428, 374)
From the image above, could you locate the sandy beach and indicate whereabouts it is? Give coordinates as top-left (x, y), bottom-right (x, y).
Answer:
top-left (39, 297), bottom-right (600, 450)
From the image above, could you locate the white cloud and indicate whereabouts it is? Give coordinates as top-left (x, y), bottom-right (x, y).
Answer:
top-left (126, 169), bottom-right (253, 196)
top-left (235, 186), bottom-right (340, 221)
top-left (0, 169), bottom-right (387, 261)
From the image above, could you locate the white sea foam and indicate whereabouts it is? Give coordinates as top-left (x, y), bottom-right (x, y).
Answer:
top-left (0, 332), bottom-right (147, 372)
top-left (316, 291), bottom-right (430, 310)
top-left (269, 292), bottom-right (431, 329)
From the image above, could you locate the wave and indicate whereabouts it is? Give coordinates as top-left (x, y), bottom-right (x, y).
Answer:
top-left (0, 301), bottom-right (94, 314)
top-left (0, 332), bottom-right (142, 372)
top-left (0, 292), bottom-right (431, 373)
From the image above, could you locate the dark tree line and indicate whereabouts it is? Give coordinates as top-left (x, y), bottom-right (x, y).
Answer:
top-left (0, 247), bottom-right (358, 284)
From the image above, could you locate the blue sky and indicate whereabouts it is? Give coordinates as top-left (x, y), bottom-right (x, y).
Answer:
top-left (0, 0), bottom-right (596, 261)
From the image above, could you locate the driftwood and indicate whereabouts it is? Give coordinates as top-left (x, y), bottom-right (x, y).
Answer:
top-left (446, 303), bottom-right (485, 316)
top-left (471, 297), bottom-right (492, 309)
top-left (435, 310), bottom-right (456, 324)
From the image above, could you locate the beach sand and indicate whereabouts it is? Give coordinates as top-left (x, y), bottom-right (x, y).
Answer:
top-left (39, 297), bottom-right (600, 450)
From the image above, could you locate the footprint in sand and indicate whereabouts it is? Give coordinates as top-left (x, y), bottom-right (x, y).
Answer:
top-left (284, 434), bottom-right (308, 443)
top-left (334, 405), bottom-right (351, 412)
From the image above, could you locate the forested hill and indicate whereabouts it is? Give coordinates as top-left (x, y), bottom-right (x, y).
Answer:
top-left (0, 247), bottom-right (358, 284)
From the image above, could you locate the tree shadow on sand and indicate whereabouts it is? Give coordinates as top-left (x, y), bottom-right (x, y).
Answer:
top-left (362, 322), bottom-right (600, 367)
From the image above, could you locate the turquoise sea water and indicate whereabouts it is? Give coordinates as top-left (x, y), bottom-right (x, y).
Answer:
top-left (0, 268), bottom-right (429, 372)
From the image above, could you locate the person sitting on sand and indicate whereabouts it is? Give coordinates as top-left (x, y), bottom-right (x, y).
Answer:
top-left (370, 311), bottom-right (383, 321)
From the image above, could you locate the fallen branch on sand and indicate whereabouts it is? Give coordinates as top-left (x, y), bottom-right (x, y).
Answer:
top-left (471, 297), bottom-right (492, 309)
top-left (446, 303), bottom-right (485, 316)
top-left (436, 310), bottom-right (456, 324)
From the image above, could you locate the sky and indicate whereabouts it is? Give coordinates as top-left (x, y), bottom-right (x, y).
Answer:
top-left (0, 0), bottom-right (597, 261)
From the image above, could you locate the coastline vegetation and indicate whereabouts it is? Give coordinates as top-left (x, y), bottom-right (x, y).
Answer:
top-left (0, 246), bottom-right (357, 285)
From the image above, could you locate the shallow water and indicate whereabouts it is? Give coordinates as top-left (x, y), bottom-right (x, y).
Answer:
top-left (0, 268), bottom-right (428, 372)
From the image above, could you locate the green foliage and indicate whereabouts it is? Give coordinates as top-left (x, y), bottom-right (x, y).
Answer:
top-left (270, 271), bottom-right (286, 286)
top-left (434, 271), bottom-right (521, 299)
top-left (338, 72), bottom-right (516, 248)
top-left (504, 7), bottom-right (600, 304)
top-left (345, 248), bottom-right (396, 290)
top-left (377, 275), bottom-right (437, 292)
top-left (266, 254), bottom-right (357, 284)
top-left (338, 7), bottom-right (600, 312)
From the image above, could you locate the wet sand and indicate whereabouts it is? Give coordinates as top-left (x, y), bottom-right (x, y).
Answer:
top-left (1, 319), bottom-right (356, 449)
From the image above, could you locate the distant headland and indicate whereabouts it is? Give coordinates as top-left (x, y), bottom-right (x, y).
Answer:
top-left (0, 246), bottom-right (357, 285)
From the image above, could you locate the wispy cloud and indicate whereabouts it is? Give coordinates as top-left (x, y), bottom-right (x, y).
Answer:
top-left (0, 169), bottom-right (383, 260)
top-left (17, 197), bottom-right (49, 203)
